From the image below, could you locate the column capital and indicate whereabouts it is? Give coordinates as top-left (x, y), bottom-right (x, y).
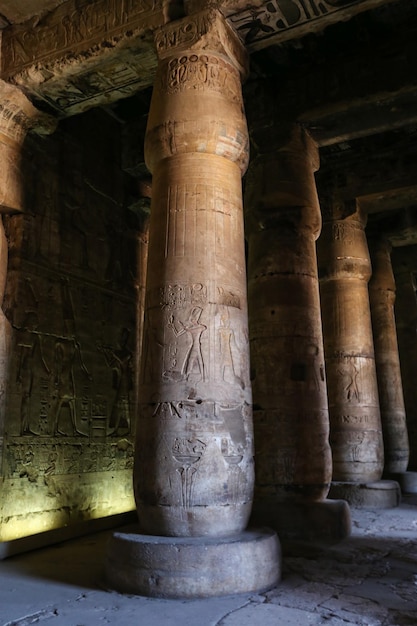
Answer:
top-left (245, 124), bottom-right (321, 237)
top-left (145, 8), bottom-right (249, 174)
top-left (318, 185), bottom-right (364, 225)
top-left (0, 80), bottom-right (56, 142)
top-left (154, 9), bottom-right (248, 78)
top-left (0, 81), bottom-right (56, 213)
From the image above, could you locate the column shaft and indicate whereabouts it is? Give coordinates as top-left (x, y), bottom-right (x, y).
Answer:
top-left (368, 237), bottom-right (409, 475)
top-left (134, 10), bottom-right (254, 538)
top-left (318, 202), bottom-right (384, 482)
top-left (0, 81), bottom-right (54, 476)
top-left (246, 126), bottom-right (332, 503)
top-left (392, 246), bottom-right (417, 471)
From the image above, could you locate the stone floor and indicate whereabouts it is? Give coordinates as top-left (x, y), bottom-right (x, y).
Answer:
top-left (1, 496), bottom-right (417, 626)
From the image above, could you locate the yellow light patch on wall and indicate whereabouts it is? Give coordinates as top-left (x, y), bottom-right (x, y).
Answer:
top-left (0, 470), bottom-right (135, 542)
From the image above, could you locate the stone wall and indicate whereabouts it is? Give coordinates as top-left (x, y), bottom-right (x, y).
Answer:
top-left (0, 108), bottom-right (140, 542)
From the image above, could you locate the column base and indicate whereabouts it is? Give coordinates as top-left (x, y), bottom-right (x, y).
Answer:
top-left (388, 471), bottom-right (417, 494)
top-left (105, 526), bottom-right (281, 599)
top-left (329, 480), bottom-right (401, 508)
top-left (250, 498), bottom-right (351, 545)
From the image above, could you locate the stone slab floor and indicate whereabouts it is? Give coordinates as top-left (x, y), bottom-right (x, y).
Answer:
top-left (1, 496), bottom-right (417, 626)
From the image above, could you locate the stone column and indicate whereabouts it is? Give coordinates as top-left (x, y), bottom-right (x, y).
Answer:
top-left (368, 236), bottom-right (411, 488)
top-left (392, 245), bottom-right (417, 478)
top-left (0, 81), bottom-right (55, 476)
top-left (0, 80), bottom-right (55, 213)
top-left (245, 125), bottom-right (350, 544)
top-left (318, 200), bottom-right (399, 508)
top-left (129, 178), bottom-right (151, 440)
top-left (106, 10), bottom-right (280, 598)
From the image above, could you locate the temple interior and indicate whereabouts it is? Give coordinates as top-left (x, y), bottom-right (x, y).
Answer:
top-left (0, 0), bottom-right (417, 622)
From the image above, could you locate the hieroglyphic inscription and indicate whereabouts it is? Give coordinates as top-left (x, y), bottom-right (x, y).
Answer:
top-left (159, 283), bottom-right (208, 309)
top-left (217, 286), bottom-right (241, 309)
top-left (165, 185), bottom-right (237, 259)
top-left (6, 438), bottom-right (134, 480)
top-left (172, 436), bottom-right (206, 508)
top-left (332, 221), bottom-right (355, 245)
top-left (338, 414), bottom-right (369, 424)
top-left (0, 81), bottom-right (55, 141)
top-left (228, 0), bottom-right (384, 48)
top-left (155, 11), bottom-right (215, 55)
top-left (0, 101), bottom-right (34, 143)
top-left (159, 55), bottom-right (241, 103)
top-left (2, 0), bottom-right (159, 76)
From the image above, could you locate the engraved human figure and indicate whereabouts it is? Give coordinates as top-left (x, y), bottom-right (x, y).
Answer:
top-left (98, 327), bottom-right (133, 436)
top-left (305, 342), bottom-right (324, 391)
top-left (167, 306), bottom-right (206, 382)
top-left (16, 312), bottom-right (50, 435)
top-left (218, 311), bottom-right (244, 389)
top-left (338, 358), bottom-right (360, 402)
top-left (350, 432), bottom-right (365, 462)
top-left (51, 338), bottom-right (91, 436)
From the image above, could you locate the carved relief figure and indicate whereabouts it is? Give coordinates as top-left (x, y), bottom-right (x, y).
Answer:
top-left (16, 312), bottom-right (50, 435)
top-left (51, 338), bottom-right (91, 437)
top-left (218, 310), bottom-right (245, 389)
top-left (337, 357), bottom-right (360, 402)
top-left (98, 327), bottom-right (133, 436)
top-left (167, 306), bottom-right (206, 383)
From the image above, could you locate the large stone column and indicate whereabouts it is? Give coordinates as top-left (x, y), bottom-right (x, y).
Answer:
top-left (129, 178), bottom-right (151, 440)
top-left (245, 125), bottom-right (350, 544)
top-left (106, 10), bottom-right (280, 598)
top-left (0, 81), bottom-right (55, 476)
top-left (368, 236), bottom-right (411, 486)
top-left (318, 200), bottom-right (399, 508)
top-left (0, 80), bottom-right (55, 213)
top-left (392, 246), bottom-right (417, 475)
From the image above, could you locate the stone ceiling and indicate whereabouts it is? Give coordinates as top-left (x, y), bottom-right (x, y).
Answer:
top-left (0, 0), bottom-right (67, 26)
top-left (0, 0), bottom-right (416, 247)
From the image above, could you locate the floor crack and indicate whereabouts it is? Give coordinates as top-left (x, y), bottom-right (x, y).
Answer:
top-left (3, 608), bottom-right (58, 626)
top-left (212, 599), bottom-right (253, 626)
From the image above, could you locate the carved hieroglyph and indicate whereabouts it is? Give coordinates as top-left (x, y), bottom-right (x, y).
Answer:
top-left (245, 125), bottom-right (332, 502)
top-left (134, 9), bottom-right (253, 537)
top-left (0, 80), bottom-right (55, 213)
top-left (392, 246), bottom-right (417, 472)
top-left (0, 111), bottom-right (139, 542)
top-left (0, 0), bottom-right (179, 117)
top-left (368, 237), bottom-right (409, 475)
top-left (227, 0), bottom-right (398, 50)
top-left (318, 199), bottom-right (384, 482)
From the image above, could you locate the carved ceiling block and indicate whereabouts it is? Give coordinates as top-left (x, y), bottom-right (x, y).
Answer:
top-left (227, 0), bottom-right (399, 50)
top-left (0, 0), bottom-right (182, 116)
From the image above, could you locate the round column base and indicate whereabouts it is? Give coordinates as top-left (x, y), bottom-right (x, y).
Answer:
top-left (105, 526), bottom-right (281, 599)
top-left (329, 480), bottom-right (400, 508)
top-left (388, 471), bottom-right (417, 494)
top-left (250, 498), bottom-right (351, 546)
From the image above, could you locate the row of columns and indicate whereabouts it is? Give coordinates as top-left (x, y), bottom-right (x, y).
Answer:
top-left (108, 6), bottom-right (417, 596)
top-left (1, 8), bottom-right (417, 600)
